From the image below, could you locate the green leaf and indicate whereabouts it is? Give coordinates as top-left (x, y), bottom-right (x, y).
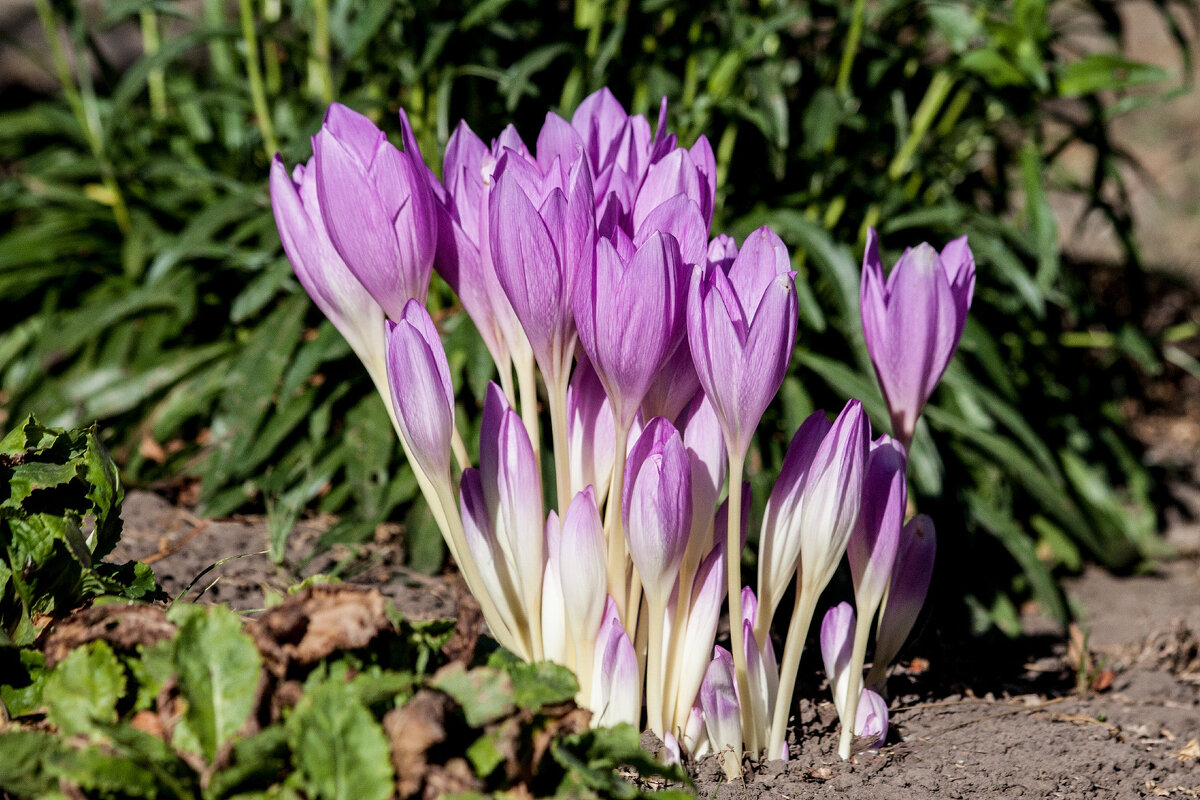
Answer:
top-left (430, 663), bottom-right (515, 727)
top-left (0, 730), bottom-right (71, 797)
top-left (1058, 53), bottom-right (1167, 98)
top-left (486, 650), bottom-right (578, 712)
top-left (43, 640), bottom-right (125, 737)
top-left (171, 605), bottom-right (262, 761)
top-left (287, 681), bottom-right (395, 800)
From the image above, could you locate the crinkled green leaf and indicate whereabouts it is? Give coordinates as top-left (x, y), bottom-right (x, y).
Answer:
top-left (487, 650), bottom-right (578, 712)
top-left (430, 662), bottom-right (515, 727)
top-left (287, 680), bottom-right (395, 800)
top-left (44, 640), bottom-right (125, 737)
top-left (172, 605), bottom-right (262, 760)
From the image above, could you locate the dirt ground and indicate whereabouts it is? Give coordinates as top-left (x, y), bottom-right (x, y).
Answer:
top-left (104, 469), bottom-right (1200, 800)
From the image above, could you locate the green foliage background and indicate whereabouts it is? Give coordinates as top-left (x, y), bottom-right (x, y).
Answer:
top-left (0, 0), bottom-right (1190, 631)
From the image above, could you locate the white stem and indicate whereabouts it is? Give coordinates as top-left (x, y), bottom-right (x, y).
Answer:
top-left (837, 609), bottom-right (875, 759)
top-left (767, 580), bottom-right (819, 758)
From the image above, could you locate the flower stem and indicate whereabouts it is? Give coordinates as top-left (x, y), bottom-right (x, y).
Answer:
top-left (308, 0), bottom-right (334, 105)
top-left (604, 425), bottom-right (630, 618)
top-left (835, 0), bottom-right (867, 97)
top-left (767, 580), bottom-right (819, 758)
top-left (724, 454), bottom-right (753, 749)
top-left (646, 594), bottom-right (667, 735)
top-left (548, 371), bottom-right (572, 511)
top-left (837, 608), bottom-right (875, 759)
top-left (515, 351), bottom-right (541, 462)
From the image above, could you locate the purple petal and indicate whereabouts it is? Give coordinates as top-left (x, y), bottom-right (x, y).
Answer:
top-left (385, 307), bottom-right (453, 480)
top-left (847, 436), bottom-right (907, 611)
top-left (873, 514), bottom-right (936, 674)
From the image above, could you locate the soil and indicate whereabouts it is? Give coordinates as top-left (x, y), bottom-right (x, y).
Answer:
top-left (102, 476), bottom-right (1200, 800)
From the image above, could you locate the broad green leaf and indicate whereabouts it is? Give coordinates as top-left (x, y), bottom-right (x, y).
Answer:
top-left (44, 640), bottom-right (125, 737)
top-left (430, 663), bottom-right (515, 727)
top-left (287, 681), bottom-right (395, 800)
top-left (0, 730), bottom-right (70, 798)
top-left (487, 650), bottom-right (578, 712)
top-left (1058, 54), bottom-right (1167, 98)
top-left (172, 605), bottom-right (262, 761)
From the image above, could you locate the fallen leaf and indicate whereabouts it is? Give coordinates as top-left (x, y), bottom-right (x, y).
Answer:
top-left (1174, 738), bottom-right (1200, 762)
top-left (139, 435), bottom-right (166, 463)
top-left (441, 582), bottom-right (482, 664)
top-left (42, 604), bottom-right (176, 667)
top-left (1090, 669), bottom-right (1115, 692)
top-left (255, 586), bottom-right (391, 664)
top-left (385, 690), bottom-right (448, 799)
top-left (422, 757), bottom-right (483, 800)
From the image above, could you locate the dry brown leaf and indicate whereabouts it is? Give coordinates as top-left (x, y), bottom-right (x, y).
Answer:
top-left (42, 604), bottom-right (176, 667)
top-left (1090, 668), bottom-right (1116, 692)
top-left (1174, 738), bottom-right (1200, 762)
top-left (255, 585), bottom-right (390, 664)
top-left (385, 690), bottom-right (448, 799)
top-left (531, 706), bottom-right (591, 774)
top-left (422, 757), bottom-right (483, 800)
top-left (441, 582), bottom-right (483, 664)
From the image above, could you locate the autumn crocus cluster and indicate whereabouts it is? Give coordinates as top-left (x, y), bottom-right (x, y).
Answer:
top-left (270, 89), bottom-right (974, 772)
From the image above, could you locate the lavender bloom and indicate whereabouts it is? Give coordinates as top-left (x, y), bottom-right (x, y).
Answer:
top-left (860, 228), bottom-right (975, 448)
top-left (870, 514), bottom-right (937, 689)
top-left (671, 541), bottom-right (726, 732)
top-left (566, 358), bottom-right (617, 503)
top-left (698, 647), bottom-right (742, 763)
top-left (559, 487), bottom-right (608, 678)
top-left (687, 227), bottom-right (798, 461)
top-left (591, 596), bottom-right (640, 727)
top-left (541, 511), bottom-right (567, 664)
top-left (385, 300), bottom-right (455, 483)
top-left (312, 104), bottom-right (436, 319)
top-left (574, 231), bottom-right (686, 430)
top-left (756, 402), bottom-right (869, 638)
top-left (269, 156), bottom-right (387, 389)
top-left (820, 602), bottom-right (856, 721)
top-left (854, 688), bottom-right (888, 749)
top-left (848, 436), bottom-right (908, 618)
top-left (622, 418), bottom-right (692, 604)
top-left (489, 148), bottom-right (594, 381)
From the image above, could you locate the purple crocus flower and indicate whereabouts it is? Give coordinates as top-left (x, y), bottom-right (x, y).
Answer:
top-left (848, 436), bottom-right (908, 618)
top-left (590, 596), bottom-right (640, 727)
top-left (756, 402), bottom-right (869, 639)
top-left (820, 602), bottom-right (856, 721)
top-left (269, 156), bottom-right (387, 390)
top-left (566, 357), bottom-right (617, 504)
top-left (574, 231), bottom-right (686, 431)
top-left (488, 154), bottom-right (594, 385)
top-left (854, 688), bottom-right (889, 749)
top-left (436, 121), bottom-right (530, 372)
top-left (559, 487), bottom-right (608, 681)
top-left (622, 418), bottom-right (692, 604)
top-left (699, 646), bottom-right (743, 775)
top-left (869, 514), bottom-right (937, 690)
top-left (384, 300), bottom-right (455, 483)
top-left (687, 226), bottom-right (798, 461)
top-left (671, 540), bottom-right (726, 733)
top-left (312, 104), bottom-right (436, 319)
top-left (860, 228), bottom-right (975, 448)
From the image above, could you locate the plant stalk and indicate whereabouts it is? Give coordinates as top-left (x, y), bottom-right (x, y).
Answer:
top-left (237, 0), bottom-right (279, 159)
top-left (724, 454), bottom-right (753, 746)
top-left (767, 579), bottom-right (820, 758)
top-left (837, 607), bottom-right (876, 759)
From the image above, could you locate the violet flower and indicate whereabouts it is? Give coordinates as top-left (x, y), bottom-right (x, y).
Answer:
top-left (384, 300), bottom-right (455, 484)
top-left (868, 514), bottom-right (937, 692)
top-left (854, 688), bottom-right (888, 750)
top-left (269, 156), bottom-right (387, 398)
top-left (820, 602), bottom-right (856, 722)
top-left (591, 596), bottom-right (640, 727)
top-left (860, 228), bottom-right (975, 449)
top-left (699, 646), bottom-right (743, 779)
top-left (312, 104), bottom-right (436, 319)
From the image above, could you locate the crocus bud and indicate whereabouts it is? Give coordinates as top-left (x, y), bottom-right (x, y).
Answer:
top-left (622, 418), bottom-right (692, 604)
top-left (757, 402), bottom-right (869, 635)
top-left (479, 384), bottom-right (544, 632)
top-left (681, 703), bottom-right (708, 758)
top-left (270, 156), bottom-right (389, 394)
top-left (859, 228), bottom-right (975, 448)
top-left (574, 231), bottom-right (686, 430)
top-left (385, 300), bottom-right (455, 483)
top-left (871, 514), bottom-right (937, 684)
top-left (687, 227), bottom-right (798, 461)
top-left (313, 104), bottom-right (436, 318)
top-left (671, 542), bottom-right (725, 733)
top-left (559, 487), bottom-right (607, 674)
top-left (699, 647), bottom-right (742, 772)
top-left (489, 155), bottom-right (593, 385)
top-left (854, 688), bottom-right (888, 750)
top-left (820, 602), bottom-right (856, 721)
top-left (460, 467), bottom-right (527, 659)
top-left (741, 587), bottom-right (779, 753)
top-left (662, 733), bottom-right (682, 767)
top-left (679, 395), bottom-right (726, 572)
top-left (566, 358), bottom-right (617, 503)
top-left (591, 597), bottom-right (640, 727)
top-left (848, 436), bottom-right (908, 618)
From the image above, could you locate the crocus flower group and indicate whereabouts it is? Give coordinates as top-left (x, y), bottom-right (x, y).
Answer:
top-left (270, 88), bottom-right (972, 773)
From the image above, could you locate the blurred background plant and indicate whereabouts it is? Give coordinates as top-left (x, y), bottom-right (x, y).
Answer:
top-left (1, 0), bottom-right (1195, 633)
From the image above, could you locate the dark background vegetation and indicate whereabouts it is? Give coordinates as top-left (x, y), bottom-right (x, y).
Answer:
top-left (1, 0), bottom-right (1196, 633)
